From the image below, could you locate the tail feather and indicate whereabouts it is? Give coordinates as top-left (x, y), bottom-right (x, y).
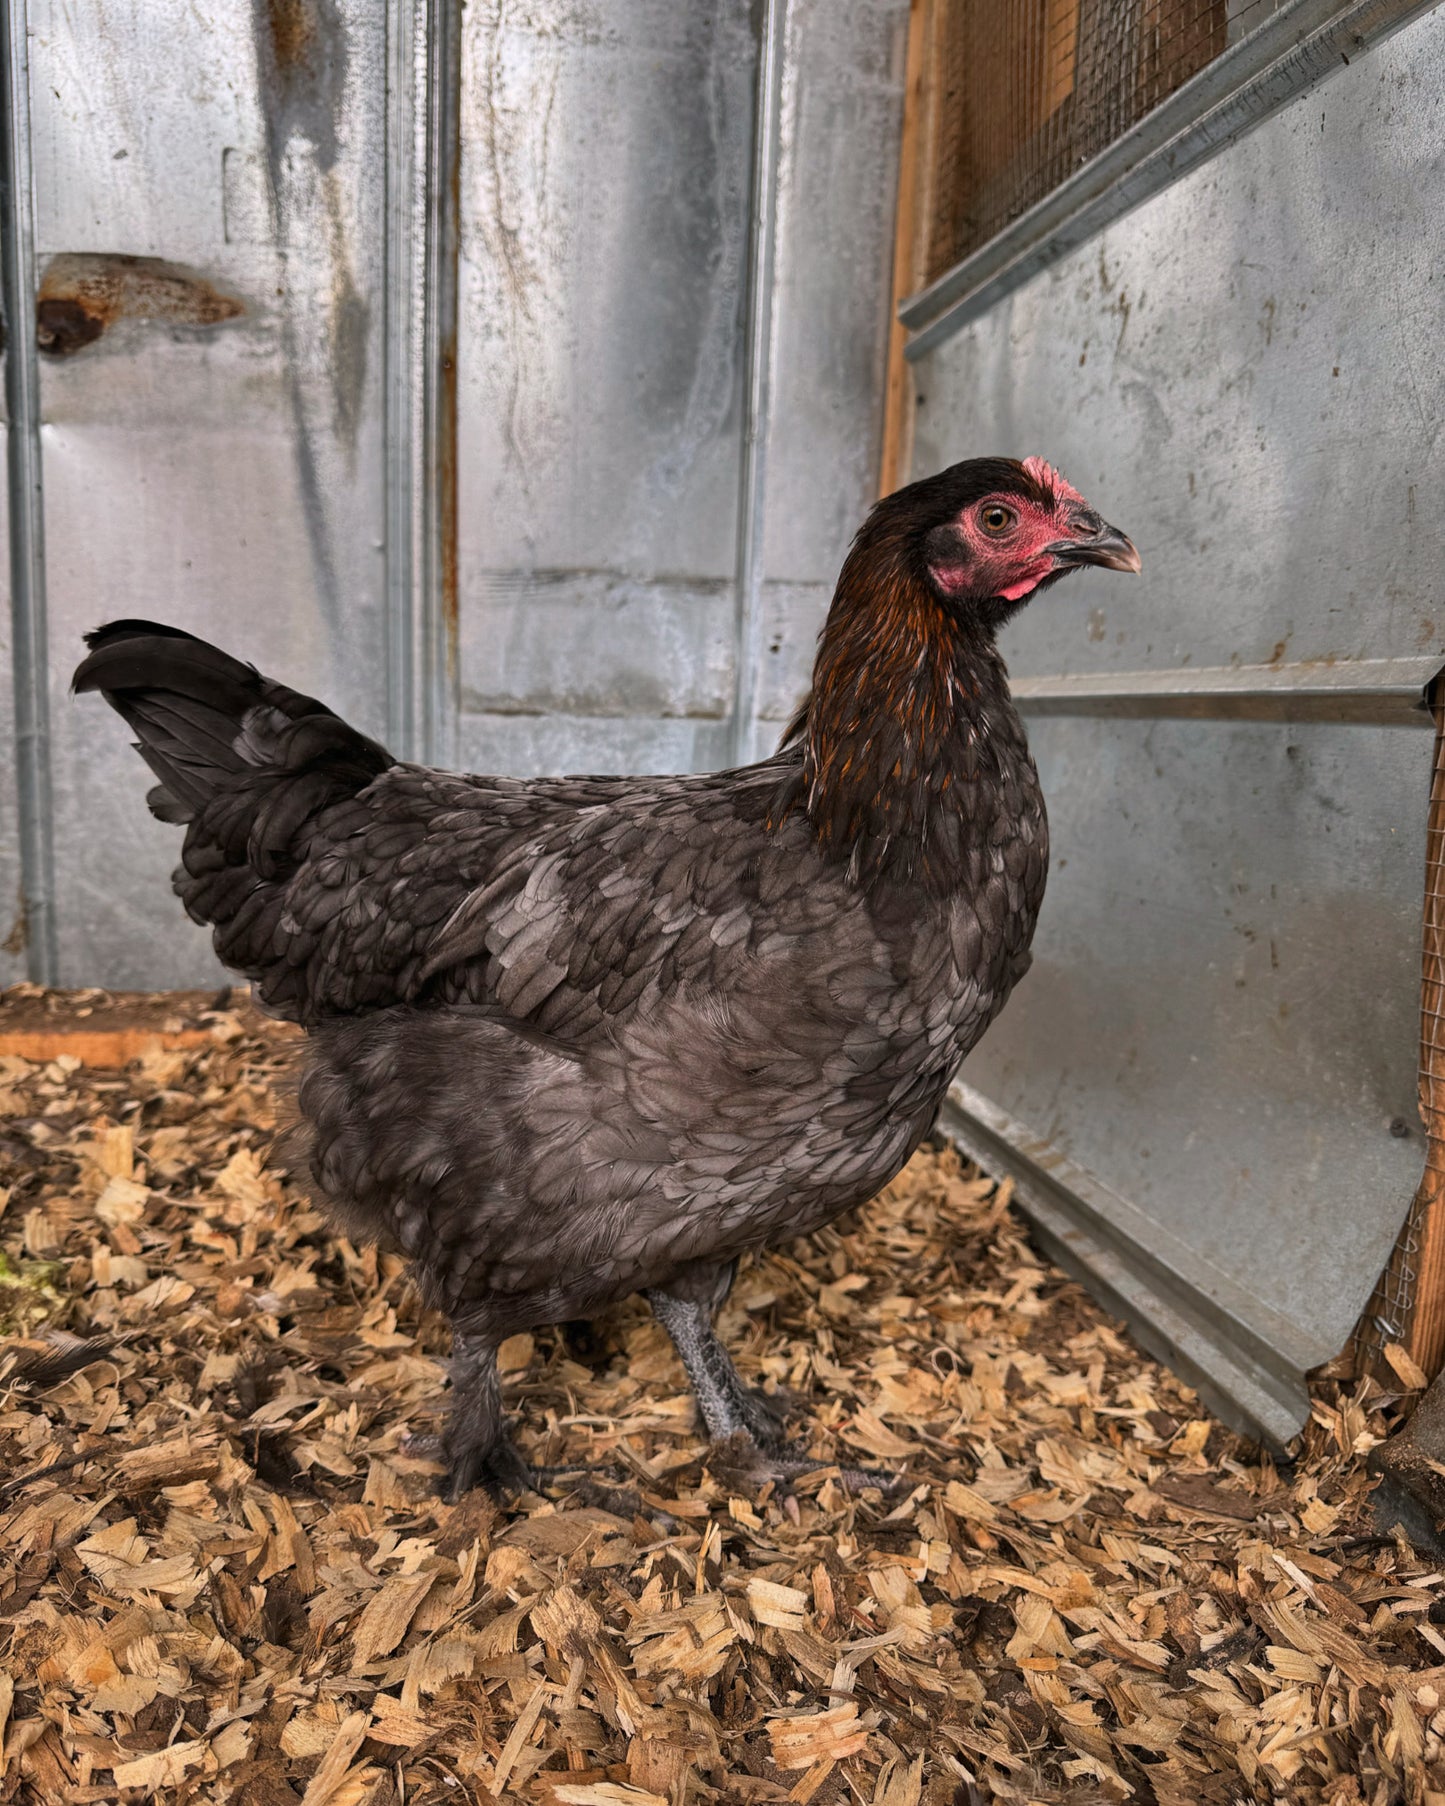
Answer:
top-left (75, 620), bottom-right (389, 824)
top-left (74, 620), bottom-right (396, 994)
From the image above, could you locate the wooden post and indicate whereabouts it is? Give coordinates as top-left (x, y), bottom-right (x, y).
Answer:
top-left (878, 0), bottom-right (934, 499)
top-left (1406, 684), bottom-right (1445, 1376)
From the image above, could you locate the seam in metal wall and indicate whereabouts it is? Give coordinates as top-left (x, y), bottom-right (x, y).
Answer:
top-left (729, 0), bottom-right (790, 770)
top-left (376, 0), bottom-right (465, 769)
top-left (0, 0), bottom-right (56, 985)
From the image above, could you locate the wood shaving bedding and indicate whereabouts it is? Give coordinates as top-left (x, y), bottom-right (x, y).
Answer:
top-left (0, 987), bottom-right (1434, 1804)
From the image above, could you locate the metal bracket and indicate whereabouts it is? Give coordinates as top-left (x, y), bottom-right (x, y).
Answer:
top-left (1011, 657), bottom-right (1445, 726)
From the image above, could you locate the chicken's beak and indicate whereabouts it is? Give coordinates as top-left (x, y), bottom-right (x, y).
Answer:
top-left (1046, 520), bottom-right (1142, 575)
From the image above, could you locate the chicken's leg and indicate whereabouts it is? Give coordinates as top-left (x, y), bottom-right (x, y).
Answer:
top-left (443, 1330), bottom-right (533, 1500)
top-left (646, 1287), bottom-right (788, 1449)
top-left (647, 1286), bottom-right (902, 1496)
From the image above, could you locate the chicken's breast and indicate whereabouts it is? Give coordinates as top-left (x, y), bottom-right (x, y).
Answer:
top-left (295, 742), bottom-right (1043, 1336)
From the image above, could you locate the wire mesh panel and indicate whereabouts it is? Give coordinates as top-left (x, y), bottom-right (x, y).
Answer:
top-left (920, 0), bottom-right (1285, 283)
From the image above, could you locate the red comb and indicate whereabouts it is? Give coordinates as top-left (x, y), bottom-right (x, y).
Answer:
top-left (1022, 456), bottom-right (1084, 506)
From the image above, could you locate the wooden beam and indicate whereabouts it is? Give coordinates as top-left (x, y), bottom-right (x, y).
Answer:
top-left (878, 0), bottom-right (934, 498)
top-left (1405, 685), bottom-right (1445, 1377)
top-left (0, 1026), bottom-right (213, 1065)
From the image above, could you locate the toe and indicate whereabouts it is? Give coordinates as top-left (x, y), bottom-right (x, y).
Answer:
top-left (443, 1452), bottom-right (482, 1503)
top-left (481, 1441), bottom-right (535, 1500)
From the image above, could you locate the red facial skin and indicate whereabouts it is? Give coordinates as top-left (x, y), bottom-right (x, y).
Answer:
top-left (927, 458), bottom-right (1098, 605)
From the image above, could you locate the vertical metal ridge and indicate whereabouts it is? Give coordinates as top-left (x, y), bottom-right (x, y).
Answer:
top-left (383, 0), bottom-right (461, 768)
top-left (421, 0), bottom-right (462, 771)
top-left (383, 0), bottom-right (421, 759)
top-left (0, 0), bottom-right (57, 984)
top-left (728, 0), bottom-right (789, 769)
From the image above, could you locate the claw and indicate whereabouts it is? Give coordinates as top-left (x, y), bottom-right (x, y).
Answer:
top-left (704, 1430), bottom-right (905, 1498)
top-left (398, 1431), bottom-right (446, 1462)
top-left (443, 1436), bottom-right (534, 1503)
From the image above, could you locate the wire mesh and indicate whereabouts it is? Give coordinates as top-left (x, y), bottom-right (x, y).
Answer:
top-left (921, 0), bottom-right (1287, 282)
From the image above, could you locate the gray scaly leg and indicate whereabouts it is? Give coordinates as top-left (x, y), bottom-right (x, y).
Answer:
top-left (646, 1287), bottom-right (787, 1449)
top-left (647, 1282), bottom-right (904, 1497)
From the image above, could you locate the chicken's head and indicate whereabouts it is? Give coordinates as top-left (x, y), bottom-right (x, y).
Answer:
top-left (906, 455), bottom-right (1139, 630)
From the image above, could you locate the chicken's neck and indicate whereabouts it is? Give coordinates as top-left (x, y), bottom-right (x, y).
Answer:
top-left (787, 549), bottom-right (1028, 893)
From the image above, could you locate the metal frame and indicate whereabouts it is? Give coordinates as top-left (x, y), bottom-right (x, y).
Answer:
top-left (729, 0), bottom-right (789, 768)
top-left (0, 0), bottom-right (56, 985)
top-left (1011, 657), bottom-right (1445, 726)
top-left (384, 0), bottom-right (461, 767)
top-left (899, 0), bottom-right (1439, 360)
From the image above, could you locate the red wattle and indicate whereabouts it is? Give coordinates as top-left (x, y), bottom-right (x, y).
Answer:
top-left (997, 575), bottom-right (1042, 602)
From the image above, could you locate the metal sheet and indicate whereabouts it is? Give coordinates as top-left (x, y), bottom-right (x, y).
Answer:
top-left (25, 0), bottom-right (392, 987)
top-left (7, 0), bottom-right (906, 979)
top-left (454, 0), bottom-right (908, 777)
top-left (911, 4), bottom-right (1445, 1441)
top-left (454, 2), bottom-right (759, 779)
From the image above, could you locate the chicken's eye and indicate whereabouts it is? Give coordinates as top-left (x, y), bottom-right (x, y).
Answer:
top-left (980, 505), bottom-right (1015, 535)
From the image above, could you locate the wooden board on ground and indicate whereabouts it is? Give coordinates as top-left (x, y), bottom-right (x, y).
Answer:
top-left (0, 986), bottom-right (258, 1066)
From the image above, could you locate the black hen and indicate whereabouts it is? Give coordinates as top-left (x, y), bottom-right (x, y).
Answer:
top-left (74, 457), bottom-right (1138, 1496)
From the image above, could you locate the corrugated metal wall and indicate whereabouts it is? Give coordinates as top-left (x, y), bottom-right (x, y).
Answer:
top-left (905, 0), bottom-right (1445, 1442)
top-left (454, 0), bottom-right (907, 777)
top-left (0, 0), bottom-right (908, 987)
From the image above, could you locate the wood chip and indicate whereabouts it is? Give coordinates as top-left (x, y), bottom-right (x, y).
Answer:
top-left (1154, 1472), bottom-right (1262, 1519)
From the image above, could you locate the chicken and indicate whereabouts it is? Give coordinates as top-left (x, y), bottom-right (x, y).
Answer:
top-left (74, 456), bottom-right (1139, 1497)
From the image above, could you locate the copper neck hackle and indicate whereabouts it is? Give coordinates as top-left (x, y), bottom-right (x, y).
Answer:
top-left (783, 505), bottom-right (1020, 894)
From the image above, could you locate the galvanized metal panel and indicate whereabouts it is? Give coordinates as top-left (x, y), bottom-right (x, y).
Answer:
top-left (25, 0), bottom-right (392, 986)
top-left (454, 1), bottom-right (757, 778)
top-left (8, 0), bottom-right (906, 978)
top-left (744, 0), bottom-right (910, 761)
top-left (454, 0), bottom-right (908, 776)
top-left (911, 4), bottom-right (1445, 1441)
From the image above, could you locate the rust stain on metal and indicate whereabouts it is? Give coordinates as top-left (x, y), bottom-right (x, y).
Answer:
top-left (36, 254), bottom-right (243, 357)
top-left (264, 0), bottom-right (318, 73)
top-left (253, 0), bottom-right (346, 173)
top-left (2, 892), bottom-right (28, 958)
top-left (251, 0), bottom-right (352, 635)
top-left (440, 327), bottom-right (460, 677)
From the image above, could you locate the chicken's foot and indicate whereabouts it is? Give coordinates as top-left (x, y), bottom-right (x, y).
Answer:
top-left (725, 1440), bottom-right (906, 1498)
top-left (647, 1290), bottom-right (903, 1497)
top-left (444, 1330), bottom-right (533, 1501)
